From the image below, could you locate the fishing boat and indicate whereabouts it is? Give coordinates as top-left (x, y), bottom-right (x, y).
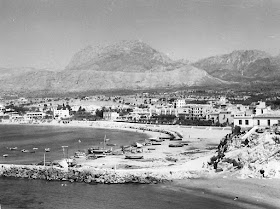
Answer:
top-left (151, 142), bottom-right (162, 145)
top-left (94, 154), bottom-right (106, 158)
top-left (3, 154), bottom-right (8, 157)
top-left (9, 147), bottom-right (18, 150)
top-left (45, 148), bottom-right (50, 152)
top-left (169, 144), bottom-right (184, 147)
top-left (106, 143), bottom-right (117, 146)
top-left (125, 155), bottom-right (143, 159)
top-left (90, 149), bottom-right (108, 154)
top-left (74, 151), bottom-right (86, 158)
top-left (149, 138), bottom-right (164, 142)
top-left (21, 149), bottom-right (30, 153)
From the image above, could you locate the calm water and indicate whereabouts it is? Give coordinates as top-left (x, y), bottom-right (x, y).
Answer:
top-left (0, 125), bottom-right (276, 209)
top-left (0, 124), bottom-right (145, 164)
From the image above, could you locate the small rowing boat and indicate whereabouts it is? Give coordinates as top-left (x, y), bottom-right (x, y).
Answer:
top-left (169, 144), bottom-right (184, 147)
top-left (21, 149), bottom-right (30, 153)
top-left (125, 155), bottom-right (143, 159)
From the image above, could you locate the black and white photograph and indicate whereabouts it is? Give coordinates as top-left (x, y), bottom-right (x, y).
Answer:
top-left (0, 0), bottom-right (280, 208)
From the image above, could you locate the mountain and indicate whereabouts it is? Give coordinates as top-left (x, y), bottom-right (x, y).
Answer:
top-left (0, 40), bottom-right (225, 96)
top-left (193, 50), bottom-right (280, 82)
top-left (65, 40), bottom-right (181, 72)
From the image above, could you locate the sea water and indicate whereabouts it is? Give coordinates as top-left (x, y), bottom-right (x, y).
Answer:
top-left (0, 124), bottom-right (276, 209)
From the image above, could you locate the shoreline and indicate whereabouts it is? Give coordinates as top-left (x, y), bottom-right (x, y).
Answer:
top-left (0, 120), bottom-right (231, 183)
top-left (1, 121), bottom-right (280, 207)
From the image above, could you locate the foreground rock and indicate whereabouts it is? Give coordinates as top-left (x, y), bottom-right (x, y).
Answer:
top-left (208, 126), bottom-right (280, 178)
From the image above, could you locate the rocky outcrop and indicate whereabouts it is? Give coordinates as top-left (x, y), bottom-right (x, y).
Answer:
top-left (208, 128), bottom-right (280, 178)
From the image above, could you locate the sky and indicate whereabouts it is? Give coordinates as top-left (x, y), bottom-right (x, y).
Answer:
top-left (1, 0), bottom-right (280, 69)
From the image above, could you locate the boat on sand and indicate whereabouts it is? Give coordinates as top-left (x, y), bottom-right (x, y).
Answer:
top-left (125, 155), bottom-right (144, 159)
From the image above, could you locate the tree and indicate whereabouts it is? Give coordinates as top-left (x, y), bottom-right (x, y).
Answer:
top-left (232, 126), bottom-right (241, 135)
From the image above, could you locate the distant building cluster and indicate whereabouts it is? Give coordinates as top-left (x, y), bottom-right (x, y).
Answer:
top-left (0, 93), bottom-right (280, 129)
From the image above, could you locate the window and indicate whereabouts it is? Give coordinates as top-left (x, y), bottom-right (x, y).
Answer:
top-left (268, 120), bottom-right (270, 126)
top-left (258, 120), bottom-right (260, 125)
top-left (239, 120), bottom-right (242, 125)
top-left (245, 120), bottom-right (249, 125)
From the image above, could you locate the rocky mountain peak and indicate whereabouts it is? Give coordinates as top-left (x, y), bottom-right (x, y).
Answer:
top-left (65, 40), bottom-right (174, 72)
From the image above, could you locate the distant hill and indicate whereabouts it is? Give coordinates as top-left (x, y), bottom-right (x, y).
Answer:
top-left (0, 40), bottom-right (225, 96)
top-left (193, 50), bottom-right (280, 82)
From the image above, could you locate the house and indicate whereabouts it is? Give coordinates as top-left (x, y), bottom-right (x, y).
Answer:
top-left (103, 112), bottom-right (119, 121)
top-left (218, 111), bottom-right (234, 125)
top-left (253, 114), bottom-right (280, 126)
top-left (26, 112), bottom-right (45, 120)
top-left (53, 107), bottom-right (70, 119)
top-left (233, 113), bottom-right (254, 128)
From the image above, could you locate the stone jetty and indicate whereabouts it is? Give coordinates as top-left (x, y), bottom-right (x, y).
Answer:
top-left (0, 165), bottom-right (171, 184)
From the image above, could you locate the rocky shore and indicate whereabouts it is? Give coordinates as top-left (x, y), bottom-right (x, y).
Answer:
top-left (0, 165), bottom-right (172, 184)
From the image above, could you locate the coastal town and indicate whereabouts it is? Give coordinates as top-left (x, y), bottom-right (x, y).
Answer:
top-left (1, 89), bottom-right (280, 128)
top-left (1, 89), bottom-right (280, 185)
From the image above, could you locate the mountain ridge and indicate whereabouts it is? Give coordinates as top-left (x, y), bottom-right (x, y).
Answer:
top-left (193, 50), bottom-right (280, 82)
top-left (0, 40), bottom-right (225, 96)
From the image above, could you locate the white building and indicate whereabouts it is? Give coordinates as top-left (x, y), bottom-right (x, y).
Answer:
top-left (103, 112), bottom-right (119, 121)
top-left (26, 112), bottom-right (45, 119)
top-left (53, 108), bottom-right (70, 119)
top-left (174, 99), bottom-right (186, 108)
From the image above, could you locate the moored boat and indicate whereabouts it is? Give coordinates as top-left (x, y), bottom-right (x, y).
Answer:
top-left (21, 149), bottom-right (30, 153)
top-left (9, 147), bottom-right (18, 150)
top-left (45, 148), bottom-right (50, 152)
top-left (3, 154), bottom-right (9, 157)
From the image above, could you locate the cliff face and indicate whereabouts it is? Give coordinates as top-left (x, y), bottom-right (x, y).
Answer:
top-left (0, 40), bottom-right (224, 95)
top-left (193, 50), bottom-right (280, 82)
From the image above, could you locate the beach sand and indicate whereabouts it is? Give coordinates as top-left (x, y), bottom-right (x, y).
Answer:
top-left (171, 176), bottom-right (280, 209)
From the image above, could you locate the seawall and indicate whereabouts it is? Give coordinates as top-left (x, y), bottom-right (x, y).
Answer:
top-left (0, 164), bottom-right (171, 184)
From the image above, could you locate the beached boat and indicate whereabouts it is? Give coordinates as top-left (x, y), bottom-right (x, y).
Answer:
top-left (149, 138), bottom-right (164, 142)
top-left (125, 155), bottom-right (143, 159)
top-left (169, 144), bottom-right (184, 147)
top-left (106, 143), bottom-right (117, 146)
top-left (94, 154), bottom-right (106, 158)
top-left (74, 151), bottom-right (86, 158)
top-left (151, 142), bottom-right (161, 145)
top-left (170, 138), bottom-right (183, 141)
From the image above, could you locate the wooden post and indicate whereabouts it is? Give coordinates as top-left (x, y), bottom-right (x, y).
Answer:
top-left (44, 153), bottom-right (46, 167)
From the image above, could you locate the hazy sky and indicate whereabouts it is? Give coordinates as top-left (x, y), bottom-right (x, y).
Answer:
top-left (1, 0), bottom-right (280, 69)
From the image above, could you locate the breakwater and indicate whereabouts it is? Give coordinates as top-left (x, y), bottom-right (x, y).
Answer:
top-left (0, 165), bottom-right (170, 184)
